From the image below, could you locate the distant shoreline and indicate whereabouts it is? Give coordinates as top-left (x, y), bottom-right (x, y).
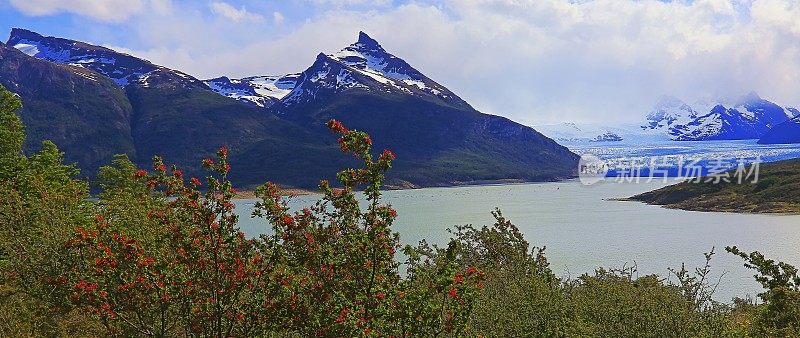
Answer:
top-left (623, 159), bottom-right (800, 215)
top-left (232, 177), bottom-right (575, 200)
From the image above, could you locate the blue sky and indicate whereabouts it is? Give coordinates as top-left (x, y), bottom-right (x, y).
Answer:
top-left (0, 0), bottom-right (798, 125)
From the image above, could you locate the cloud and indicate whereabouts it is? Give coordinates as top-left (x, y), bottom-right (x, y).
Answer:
top-left (36, 0), bottom-right (800, 125)
top-left (273, 11), bottom-right (285, 25)
top-left (7, 0), bottom-right (171, 22)
top-left (209, 1), bottom-right (264, 22)
top-left (310, 0), bottom-right (393, 7)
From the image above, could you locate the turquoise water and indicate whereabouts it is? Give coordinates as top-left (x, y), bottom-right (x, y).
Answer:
top-left (235, 180), bottom-right (800, 302)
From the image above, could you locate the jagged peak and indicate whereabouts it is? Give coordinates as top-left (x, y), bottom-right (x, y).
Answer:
top-left (207, 76), bottom-right (232, 83)
top-left (8, 28), bottom-right (44, 43)
top-left (740, 90), bottom-right (762, 103)
top-left (355, 31), bottom-right (382, 50)
top-left (710, 104), bottom-right (728, 114)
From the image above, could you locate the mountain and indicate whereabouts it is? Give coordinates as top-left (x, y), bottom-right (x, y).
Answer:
top-left (203, 74), bottom-right (300, 108)
top-left (641, 96), bottom-right (699, 132)
top-left (758, 115), bottom-right (800, 144)
top-left (5, 28), bottom-right (345, 187)
top-left (0, 40), bottom-right (136, 171)
top-left (266, 32), bottom-right (578, 185)
top-left (278, 32), bottom-right (471, 111)
top-left (8, 28), bottom-right (205, 89)
top-left (3, 28), bottom-right (578, 188)
top-left (641, 93), bottom-right (795, 141)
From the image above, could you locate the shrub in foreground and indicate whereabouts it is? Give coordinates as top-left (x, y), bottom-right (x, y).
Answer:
top-left (1, 85), bottom-right (799, 337)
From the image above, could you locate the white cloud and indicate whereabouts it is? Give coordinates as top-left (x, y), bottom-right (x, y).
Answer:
top-left (273, 11), bottom-right (285, 25)
top-left (7, 0), bottom-right (172, 22)
top-left (209, 1), bottom-right (264, 22)
top-left (310, 0), bottom-right (393, 6)
top-left (44, 0), bottom-right (800, 125)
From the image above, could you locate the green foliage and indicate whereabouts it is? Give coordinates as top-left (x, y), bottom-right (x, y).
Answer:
top-left (727, 246), bottom-right (800, 336)
top-left (441, 217), bottom-right (737, 337)
top-left (0, 85), bottom-right (93, 337)
top-left (631, 159), bottom-right (800, 213)
top-left (0, 85), bottom-right (24, 159)
top-left (2, 91), bottom-right (797, 337)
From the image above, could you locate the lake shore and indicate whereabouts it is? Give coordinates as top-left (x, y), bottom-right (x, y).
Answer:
top-left (625, 159), bottom-right (800, 215)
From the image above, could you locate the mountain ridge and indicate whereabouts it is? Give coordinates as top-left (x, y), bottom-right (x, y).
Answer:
top-left (3, 28), bottom-right (579, 188)
top-left (642, 93), bottom-right (795, 141)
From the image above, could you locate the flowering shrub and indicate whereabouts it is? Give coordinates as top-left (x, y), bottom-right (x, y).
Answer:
top-left (25, 119), bottom-right (483, 337)
top-left (3, 85), bottom-right (797, 337)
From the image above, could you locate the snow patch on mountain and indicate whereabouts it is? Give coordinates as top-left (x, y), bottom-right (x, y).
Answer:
top-left (272, 32), bottom-right (473, 111)
top-left (8, 28), bottom-right (203, 89)
top-left (642, 96), bottom-right (698, 131)
top-left (203, 74), bottom-right (300, 107)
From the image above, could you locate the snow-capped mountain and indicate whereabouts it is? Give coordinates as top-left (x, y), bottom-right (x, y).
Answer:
top-left (759, 115), bottom-right (800, 144)
top-left (535, 122), bottom-right (667, 143)
top-left (8, 28), bottom-right (205, 89)
top-left (642, 96), bottom-right (699, 131)
top-left (642, 92), bottom-right (795, 141)
top-left (3, 27), bottom-right (580, 187)
top-left (278, 32), bottom-right (471, 110)
top-left (204, 74), bottom-right (300, 108)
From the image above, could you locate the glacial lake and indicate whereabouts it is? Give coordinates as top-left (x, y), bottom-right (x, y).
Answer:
top-left (235, 179), bottom-right (800, 303)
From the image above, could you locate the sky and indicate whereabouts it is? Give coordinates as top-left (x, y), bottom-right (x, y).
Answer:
top-left (0, 0), bottom-right (799, 126)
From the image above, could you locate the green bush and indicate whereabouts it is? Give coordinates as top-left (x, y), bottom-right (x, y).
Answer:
top-left (2, 85), bottom-right (799, 337)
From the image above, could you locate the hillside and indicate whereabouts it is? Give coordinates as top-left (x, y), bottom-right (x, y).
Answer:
top-left (270, 33), bottom-right (579, 186)
top-left (759, 115), bottom-right (800, 144)
top-left (628, 159), bottom-right (800, 213)
top-left (0, 41), bottom-right (136, 171)
top-left (2, 28), bottom-right (579, 188)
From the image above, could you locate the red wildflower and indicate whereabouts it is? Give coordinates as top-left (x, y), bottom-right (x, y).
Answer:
top-left (388, 208), bottom-right (397, 218)
top-left (173, 169), bottom-right (183, 178)
top-left (466, 266), bottom-right (478, 275)
top-left (327, 119), bottom-right (348, 134)
top-left (449, 287), bottom-right (457, 298)
top-left (336, 307), bottom-right (350, 324)
top-left (376, 291), bottom-right (385, 299)
top-left (202, 158), bottom-right (214, 167)
top-left (282, 215), bottom-right (295, 226)
top-left (134, 169), bottom-right (147, 178)
top-left (155, 163), bottom-right (166, 172)
top-left (218, 146), bottom-right (229, 157)
top-left (138, 256), bottom-right (156, 267)
top-left (304, 232), bottom-right (314, 246)
top-left (454, 272), bottom-right (464, 284)
top-left (364, 135), bottom-right (372, 145)
top-left (190, 177), bottom-right (202, 186)
top-left (382, 149), bottom-right (396, 160)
